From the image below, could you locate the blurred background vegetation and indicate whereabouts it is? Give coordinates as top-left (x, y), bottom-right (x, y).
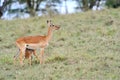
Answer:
top-left (0, 0), bottom-right (120, 19)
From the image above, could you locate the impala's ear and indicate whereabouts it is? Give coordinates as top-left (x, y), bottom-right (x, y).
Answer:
top-left (47, 20), bottom-right (49, 23)
top-left (47, 20), bottom-right (51, 24)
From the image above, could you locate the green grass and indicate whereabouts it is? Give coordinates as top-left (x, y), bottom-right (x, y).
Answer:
top-left (0, 8), bottom-right (120, 80)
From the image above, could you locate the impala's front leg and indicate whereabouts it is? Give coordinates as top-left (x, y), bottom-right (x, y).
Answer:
top-left (40, 48), bottom-right (45, 64)
top-left (28, 55), bottom-right (32, 65)
top-left (33, 50), bottom-right (39, 61)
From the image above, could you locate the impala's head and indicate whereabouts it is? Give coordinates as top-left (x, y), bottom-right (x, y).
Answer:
top-left (47, 20), bottom-right (60, 30)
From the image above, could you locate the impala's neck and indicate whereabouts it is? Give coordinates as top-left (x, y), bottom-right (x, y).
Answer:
top-left (46, 27), bottom-right (53, 42)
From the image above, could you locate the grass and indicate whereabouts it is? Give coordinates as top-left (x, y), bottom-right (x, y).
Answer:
top-left (0, 8), bottom-right (120, 80)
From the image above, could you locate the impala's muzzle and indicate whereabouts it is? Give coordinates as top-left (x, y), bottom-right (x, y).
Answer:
top-left (55, 26), bottom-right (60, 30)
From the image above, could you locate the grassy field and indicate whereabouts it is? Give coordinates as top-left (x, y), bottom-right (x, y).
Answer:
top-left (0, 8), bottom-right (120, 80)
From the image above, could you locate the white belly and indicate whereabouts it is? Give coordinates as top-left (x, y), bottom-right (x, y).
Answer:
top-left (25, 43), bottom-right (48, 49)
top-left (25, 44), bottom-right (40, 49)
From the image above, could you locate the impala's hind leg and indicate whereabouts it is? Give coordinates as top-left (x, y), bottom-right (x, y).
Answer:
top-left (13, 49), bottom-right (20, 65)
top-left (16, 42), bottom-right (26, 66)
top-left (19, 50), bottom-right (23, 66)
top-left (19, 48), bottom-right (25, 66)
